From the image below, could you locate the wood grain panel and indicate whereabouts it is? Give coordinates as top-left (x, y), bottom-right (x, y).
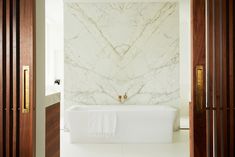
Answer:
top-left (214, 0), bottom-right (225, 156)
top-left (46, 103), bottom-right (60, 157)
top-left (19, 0), bottom-right (36, 156)
top-left (221, 0), bottom-right (229, 156)
top-left (5, 0), bottom-right (11, 156)
top-left (189, 102), bottom-right (193, 157)
top-left (233, 0), bottom-right (235, 153)
top-left (191, 0), bottom-right (207, 157)
top-left (229, 0), bottom-right (234, 156)
top-left (12, 0), bottom-right (19, 156)
top-left (206, 0), bottom-right (235, 156)
top-left (0, 0), bottom-right (3, 156)
top-left (206, 0), bottom-right (215, 156)
top-left (0, 0), bottom-right (35, 156)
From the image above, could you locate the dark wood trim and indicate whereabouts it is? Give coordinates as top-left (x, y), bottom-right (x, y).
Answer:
top-left (207, 0), bottom-right (215, 156)
top-left (191, 0), bottom-right (207, 157)
top-left (6, 0), bottom-right (12, 156)
top-left (46, 103), bottom-right (60, 157)
top-left (221, 0), bottom-right (228, 156)
top-left (1, 0), bottom-right (36, 156)
top-left (0, 0), bottom-right (3, 156)
top-left (189, 102), bottom-right (194, 157)
top-left (0, 0), bottom-right (19, 156)
top-left (12, 0), bottom-right (19, 156)
top-left (228, 0), bottom-right (234, 156)
top-left (206, 0), bottom-right (235, 156)
top-left (233, 0), bottom-right (235, 152)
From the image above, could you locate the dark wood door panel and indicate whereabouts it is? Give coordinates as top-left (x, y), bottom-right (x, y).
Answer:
top-left (0, 0), bottom-right (35, 156)
top-left (206, 0), bottom-right (235, 156)
top-left (19, 0), bottom-right (35, 156)
top-left (192, 0), bottom-right (235, 157)
top-left (12, 0), bottom-right (19, 156)
top-left (191, 0), bottom-right (207, 157)
top-left (46, 103), bottom-right (60, 157)
top-left (0, 0), bottom-right (3, 156)
top-left (0, 0), bottom-right (19, 156)
top-left (5, 0), bottom-right (12, 156)
top-left (229, 0), bottom-right (234, 156)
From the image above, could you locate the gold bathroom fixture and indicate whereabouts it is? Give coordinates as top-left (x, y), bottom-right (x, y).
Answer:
top-left (118, 95), bottom-right (122, 103)
top-left (123, 93), bottom-right (128, 100)
top-left (118, 93), bottom-right (128, 103)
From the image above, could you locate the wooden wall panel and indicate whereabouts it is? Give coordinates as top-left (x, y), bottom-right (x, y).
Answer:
top-left (5, 0), bottom-right (12, 156)
top-left (0, 0), bottom-right (3, 156)
top-left (189, 102), bottom-right (193, 157)
top-left (233, 0), bottom-right (235, 152)
top-left (46, 103), bottom-right (60, 157)
top-left (19, 0), bottom-right (36, 156)
top-left (1, 0), bottom-right (21, 156)
top-left (206, 0), bottom-right (235, 156)
top-left (229, 0), bottom-right (234, 156)
top-left (12, 0), bottom-right (19, 156)
top-left (206, 0), bottom-right (215, 156)
top-left (191, 0), bottom-right (207, 157)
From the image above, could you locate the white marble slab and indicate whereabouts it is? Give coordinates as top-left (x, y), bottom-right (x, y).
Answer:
top-left (45, 93), bottom-right (61, 107)
top-left (64, 2), bottom-right (179, 110)
top-left (46, 86), bottom-right (61, 107)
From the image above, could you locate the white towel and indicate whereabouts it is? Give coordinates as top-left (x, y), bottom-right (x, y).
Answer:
top-left (88, 111), bottom-right (117, 137)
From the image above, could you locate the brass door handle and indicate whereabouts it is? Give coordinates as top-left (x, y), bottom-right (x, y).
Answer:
top-left (22, 66), bottom-right (30, 113)
top-left (196, 65), bottom-right (204, 112)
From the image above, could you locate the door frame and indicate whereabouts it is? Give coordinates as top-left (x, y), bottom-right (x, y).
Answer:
top-left (0, 0), bottom-right (37, 156)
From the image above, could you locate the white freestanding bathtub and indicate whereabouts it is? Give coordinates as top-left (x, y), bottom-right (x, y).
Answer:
top-left (66, 105), bottom-right (179, 144)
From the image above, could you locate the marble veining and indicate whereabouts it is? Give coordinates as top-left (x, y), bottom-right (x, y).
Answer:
top-left (64, 2), bottom-right (179, 109)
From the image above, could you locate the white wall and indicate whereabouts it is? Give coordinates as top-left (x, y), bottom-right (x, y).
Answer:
top-left (36, 0), bottom-right (45, 156)
top-left (43, 0), bottom-right (190, 130)
top-left (45, 0), bottom-right (64, 87)
top-left (45, 0), bottom-right (64, 117)
top-left (64, 3), bottom-right (180, 110)
top-left (44, 0), bottom-right (190, 115)
top-left (179, 0), bottom-right (191, 116)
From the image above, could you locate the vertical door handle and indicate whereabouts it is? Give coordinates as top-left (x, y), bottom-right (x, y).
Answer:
top-left (196, 65), bottom-right (204, 112)
top-left (22, 66), bottom-right (30, 113)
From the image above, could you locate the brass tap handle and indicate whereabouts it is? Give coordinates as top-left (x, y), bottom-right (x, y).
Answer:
top-left (124, 93), bottom-right (128, 100)
top-left (118, 95), bottom-right (122, 103)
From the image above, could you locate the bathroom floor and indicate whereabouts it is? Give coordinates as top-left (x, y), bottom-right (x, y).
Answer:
top-left (60, 130), bottom-right (189, 157)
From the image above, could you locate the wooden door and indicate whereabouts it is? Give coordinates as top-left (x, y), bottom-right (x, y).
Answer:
top-left (0, 0), bottom-right (36, 157)
top-left (191, 0), bottom-right (235, 157)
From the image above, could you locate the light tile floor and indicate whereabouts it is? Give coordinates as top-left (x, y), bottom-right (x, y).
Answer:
top-left (61, 130), bottom-right (189, 157)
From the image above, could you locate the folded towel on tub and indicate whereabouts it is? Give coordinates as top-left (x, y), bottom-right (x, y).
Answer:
top-left (88, 110), bottom-right (117, 137)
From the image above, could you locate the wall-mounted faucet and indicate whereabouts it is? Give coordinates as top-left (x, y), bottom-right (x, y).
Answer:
top-left (118, 93), bottom-right (128, 103)
top-left (118, 95), bottom-right (122, 103)
top-left (54, 79), bottom-right (61, 85)
top-left (124, 93), bottom-right (128, 100)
